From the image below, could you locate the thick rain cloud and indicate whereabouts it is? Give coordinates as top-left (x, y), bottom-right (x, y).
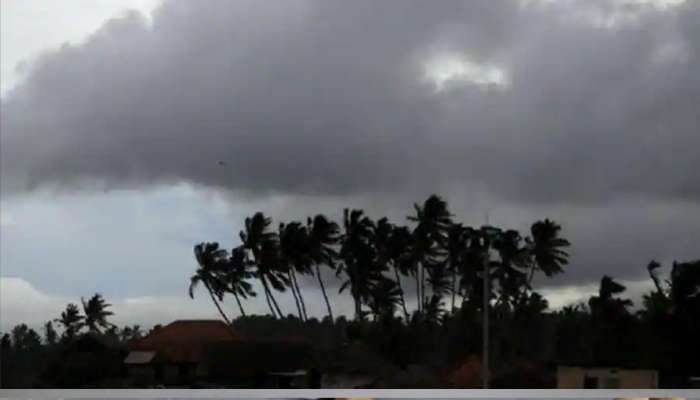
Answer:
top-left (3, 0), bottom-right (699, 203)
top-left (2, 0), bottom-right (700, 300)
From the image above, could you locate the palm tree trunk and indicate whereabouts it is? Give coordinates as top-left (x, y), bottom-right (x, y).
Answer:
top-left (291, 269), bottom-right (308, 321)
top-left (288, 270), bottom-right (304, 320)
top-left (394, 266), bottom-right (410, 321)
top-left (415, 271), bottom-right (421, 314)
top-left (353, 290), bottom-right (362, 321)
top-left (420, 263), bottom-right (426, 312)
top-left (315, 264), bottom-right (334, 322)
top-left (204, 281), bottom-right (232, 326)
top-left (451, 267), bottom-right (457, 315)
top-left (260, 277), bottom-right (278, 318)
top-left (267, 283), bottom-right (284, 318)
top-left (233, 292), bottom-right (246, 318)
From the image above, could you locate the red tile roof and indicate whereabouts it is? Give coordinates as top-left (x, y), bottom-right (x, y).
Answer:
top-left (128, 320), bottom-right (239, 363)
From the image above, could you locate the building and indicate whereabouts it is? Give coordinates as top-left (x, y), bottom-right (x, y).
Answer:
top-left (123, 319), bottom-right (319, 388)
top-left (124, 319), bottom-right (238, 386)
top-left (557, 366), bottom-right (659, 388)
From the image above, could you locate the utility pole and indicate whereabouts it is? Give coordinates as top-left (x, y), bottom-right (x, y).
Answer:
top-left (481, 222), bottom-right (499, 389)
top-left (482, 234), bottom-right (490, 389)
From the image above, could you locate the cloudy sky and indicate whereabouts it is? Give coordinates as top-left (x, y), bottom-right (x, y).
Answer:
top-left (1, 0), bottom-right (699, 333)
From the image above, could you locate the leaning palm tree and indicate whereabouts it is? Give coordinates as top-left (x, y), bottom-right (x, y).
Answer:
top-left (81, 293), bottom-right (114, 333)
top-left (241, 212), bottom-right (288, 318)
top-left (308, 214), bottom-right (341, 322)
top-left (225, 245), bottom-right (258, 317)
top-left (278, 222), bottom-right (311, 320)
top-left (191, 242), bottom-right (232, 325)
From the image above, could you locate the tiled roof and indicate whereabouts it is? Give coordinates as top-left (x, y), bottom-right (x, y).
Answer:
top-left (128, 319), bottom-right (238, 363)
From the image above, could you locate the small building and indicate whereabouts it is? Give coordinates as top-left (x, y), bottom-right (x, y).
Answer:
top-left (124, 319), bottom-right (239, 386)
top-left (123, 319), bottom-right (319, 388)
top-left (557, 366), bottom-right (658, 388)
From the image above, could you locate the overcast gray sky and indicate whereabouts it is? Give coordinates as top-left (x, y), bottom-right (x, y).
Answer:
top-left (1, 0), bottom-right (699, 333)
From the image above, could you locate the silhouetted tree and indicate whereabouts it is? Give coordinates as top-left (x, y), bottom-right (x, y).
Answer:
top-left (307, 214), bottom-right (341, 322)
top-left (191, 242), bottom-right (232, 325)
top-left (279, 221), bottom-right (310, 320)
top-left (119, 325), bottom-right (143, 342)
top-left (55, 303), bottom-right (85, 340)
top-left (43, 321), bottom-right (58, 346)
top-left (525, 219), bottom-right (570, 287)
top-left (1, 333), bottom-right (10, 352)
top-left (81, 293), bottom-right (114, 333)
top-left (226, 246), bottom-right (257, 317)
top-left (375, 218), bottom-right (412, 320)
top-left (339, 209), bottom-right (376, 320)
top-left (408, 195), bottom-right (452, 313)
top-left (241, 212), bottom-right (288, 318)
top-left (10, 324), bottom-right (41, 352)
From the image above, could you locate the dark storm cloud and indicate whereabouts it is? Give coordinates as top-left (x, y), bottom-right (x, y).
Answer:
top-left (1, 0), bottom-right (699, 290)
top-left (3, 0), bottom-right (698, 204)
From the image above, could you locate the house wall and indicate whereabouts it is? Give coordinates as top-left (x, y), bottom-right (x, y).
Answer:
top-left (196, 363), bottom-right (209, 378)
top-left (557, 367), bottom-right (658, 388)
top-left (164, 365), bottom-right (180, 384)
top-left (126, 365), bottom-right (155, 385)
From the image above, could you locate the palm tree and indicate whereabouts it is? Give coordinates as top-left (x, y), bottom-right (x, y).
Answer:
top-left (278, 222), bottom-right (310, 320)
top-left (668, 260), bottom-right (700, 315)
top-left (55, 303), bottom-right (85, 340)
top-left (225, 246), bottom-right (258, 317)
top-left (191, 242), bottom-right (232, 325)
top-left (339, 209), bottom-right (376, 320)
top-left (589, 275), bottom-right (633, 318)
top-left (81, 293), bottom-right (114, 333)
top-left (44, 321), bottom-right (58, 345)
top-left (446, 223), bottom-right (467, 314)
top-left (366, 276), bottom-right (403, 321)
top-left (289, 255), bottom-right (312, 321)
top-left (376, 218), bottom-right (413, 321)
top-left (408, 195), bottom-right (452, 312)
top-left (525, 219), bottom-right (570, 286)
top-left (452, 226), bottom-right (487, 312)
top-left (119, 325), bottom-right (144, 342)
top-left (493, 229), bottom-right (528, 308)
top-left (241, 212), bottom-right (288, 319)
top-left (308, 214), bottom-right (341, 322)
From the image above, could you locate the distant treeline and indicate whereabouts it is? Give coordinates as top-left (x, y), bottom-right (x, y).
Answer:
top-left (1, 195), bottom-right (698, 387)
